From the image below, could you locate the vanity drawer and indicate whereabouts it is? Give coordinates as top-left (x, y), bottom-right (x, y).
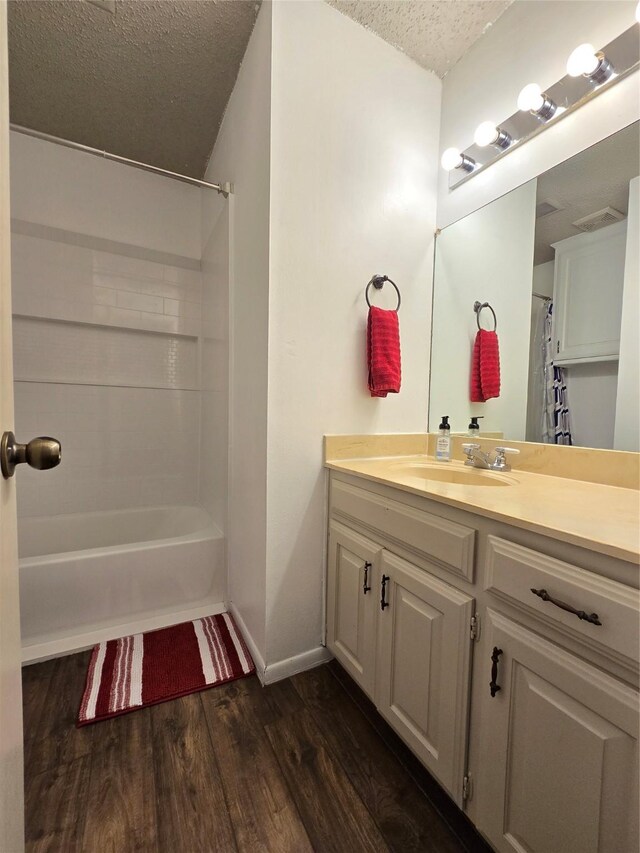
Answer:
top-left (330, 479), bottom-right (475, 580)
top-left (485, 536), bottom-right (640, 664)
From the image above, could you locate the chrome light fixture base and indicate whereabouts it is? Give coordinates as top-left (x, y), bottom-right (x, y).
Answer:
top-left (532, 95), bottom-right (558, 120)
top-left (587, 52), bottom-right (615, 85)
top-left (447, 24), bottom-right (638, 190)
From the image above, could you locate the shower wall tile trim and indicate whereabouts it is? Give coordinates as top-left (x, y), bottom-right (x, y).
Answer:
top-left (11, 233), bottom-right (202, 338)
top-left (13, 319), bottom-right (199, 390)
top-left (11, 218), bottom-right (201, 271)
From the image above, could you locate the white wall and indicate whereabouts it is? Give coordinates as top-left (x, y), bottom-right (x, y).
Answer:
top-left (615, 175), bottom-right (640, 450)
top-left (430, 180), bottom-right (536, 439)
top-left (532, 261), bottom-right (554, 298)
top-left (204, 5), bottom-right (272, 662)
top-left (265, 1), bottom-right (441, 667)
top-left (11, 133), bottom-right (201, 257)
top-left (565, 361), bottom-right (619, 449)
top-left (438, 0), bottom-right (640, 227)
top-left (200, 191), bottom-right (230, 529)
top-left (10, 135), bottom-right (209, 521)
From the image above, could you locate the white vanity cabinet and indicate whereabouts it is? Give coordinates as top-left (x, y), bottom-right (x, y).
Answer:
top-left (326, 476), bottom-right (477, 805)
top-left (470, 536), bottom-right (640, 853)
top-left (326, 521), bottom-right (380, 698)
top-left (472, 609), bottom-right (639, 853)
top-left (375, 550), bottom-right (474, 802)
top-left (326, 471), bottom-right (640, 851)
top-left (552, 220), bottom-right (627, 364)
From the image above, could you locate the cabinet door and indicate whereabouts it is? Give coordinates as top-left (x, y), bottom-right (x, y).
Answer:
top-left (473, 608), bottom-right (639, 853)
top-left (375, 550), bottom-right (474, 805)
top-left (326, 521), bottom-right (380, 698)
top-left (553, 222), bottom-right (626, 363)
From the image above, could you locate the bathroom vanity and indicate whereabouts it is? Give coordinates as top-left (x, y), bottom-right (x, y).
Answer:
top-left (324, 437), bottom-right (639, 853)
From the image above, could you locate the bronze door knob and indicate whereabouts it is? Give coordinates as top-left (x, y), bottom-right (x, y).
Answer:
top-left (1, 431), bottom-right (62, 479)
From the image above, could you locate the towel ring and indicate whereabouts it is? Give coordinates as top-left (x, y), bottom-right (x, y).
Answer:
top-left (366, 275), bottom-right (401, 311)
top-left (474, 300), bottom-right (497, 332)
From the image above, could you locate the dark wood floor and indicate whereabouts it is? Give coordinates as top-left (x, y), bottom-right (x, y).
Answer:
top-left (22, 654), bottom-right (491, 853)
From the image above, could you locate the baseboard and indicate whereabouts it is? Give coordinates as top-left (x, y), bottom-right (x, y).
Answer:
top-left (227, 601), bottom-right (267, 684)
top-left (263, 645), bottom-right (333, 685)
top-left (22, 599), bottom-right (226, 665)
top-left (226, 603), bottom-right (333, 686)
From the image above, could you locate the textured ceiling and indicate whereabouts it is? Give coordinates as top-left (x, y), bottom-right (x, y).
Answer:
top-left (534, 122), bottom-right (639, 264)
top-left (8, 0), bottom-right (260, 178)
top-left (327, 0), bottom-right (513, 78)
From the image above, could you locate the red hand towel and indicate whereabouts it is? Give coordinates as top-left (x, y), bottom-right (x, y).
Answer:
top-left (470, 330), bottom-right (501, 402)
top-left (367, 306), bottom-right (401, 397)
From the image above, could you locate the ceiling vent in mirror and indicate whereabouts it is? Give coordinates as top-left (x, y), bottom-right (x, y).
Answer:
top-left (85, 0), bottom-right (116, 13)
top-left (572, 206), bottom-right (625, 232)
top-left (536, 199), bottom-right (563, 219)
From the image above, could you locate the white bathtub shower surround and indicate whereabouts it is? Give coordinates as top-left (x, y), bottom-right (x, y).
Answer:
top-left (11, 226), bottom-right (203, 519)
top-left (10, 130), bottom-right (231, 660)
top-left (19, 505), bottom-right (225, 663)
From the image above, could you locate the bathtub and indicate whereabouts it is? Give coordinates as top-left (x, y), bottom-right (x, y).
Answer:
top-left (19, 505), bottom-right (225, 663)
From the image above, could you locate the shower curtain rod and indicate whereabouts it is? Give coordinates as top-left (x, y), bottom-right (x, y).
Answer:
top-left (10, 124), bottom-right (232, 196)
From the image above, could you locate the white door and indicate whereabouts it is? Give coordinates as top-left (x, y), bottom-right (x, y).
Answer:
top-left (375, 550), bottom-right (474, 805)
top-left (0, 6), bottom-right (25, 852)
top-left (552, 221), bottom-right (626, 364)
top-left (473, 608), bottom-right (639, 853)
top-left (326, 521), bottom-right (380, 698)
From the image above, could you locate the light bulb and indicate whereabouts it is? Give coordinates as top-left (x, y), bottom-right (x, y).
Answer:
top-left (517, 83), bottom-right (558, 120)
top-left (517, 83), bottom-right (544, 113)
top-left (440, 148), bottom-right (476, 173)
top-left (474, 121), bottom-right (512, 150)
top-left (441, 148), bottom-right (463, 170)
top-left (567, 43), bottom-right (600, 77)
top-left (474, 121), bottom-right (499, 147)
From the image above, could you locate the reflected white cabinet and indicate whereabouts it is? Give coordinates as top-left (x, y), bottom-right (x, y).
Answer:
top-left (552, 220), bottom-right (627, 364)
top-left (375, 550), bottom-right (474, 804)
top-left (473, 609), bottom-right (639, 853)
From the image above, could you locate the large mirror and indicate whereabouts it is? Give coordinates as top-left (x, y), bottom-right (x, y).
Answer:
top-left (429, 121), bottom-right (639, 451)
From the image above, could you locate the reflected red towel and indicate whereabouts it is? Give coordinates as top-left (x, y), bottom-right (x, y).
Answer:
top-left (367, 306), bottom-right (401, 397)
top-left (470, 330), bottom-right (501, 402)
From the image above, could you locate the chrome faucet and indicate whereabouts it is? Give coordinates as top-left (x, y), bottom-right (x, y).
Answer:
top-left (461, 443), bottom-right (520, 472)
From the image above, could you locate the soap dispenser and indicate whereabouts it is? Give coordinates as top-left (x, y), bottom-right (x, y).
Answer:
top-left (435, 416), bottom-right (452, 462)
top-left (468, 416), bottom-right (484, 437)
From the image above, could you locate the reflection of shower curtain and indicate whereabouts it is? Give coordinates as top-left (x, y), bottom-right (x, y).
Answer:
top-left (526, 297), bottom-right (547, 441)
top-left (542, 302), bottom-right (572, 445)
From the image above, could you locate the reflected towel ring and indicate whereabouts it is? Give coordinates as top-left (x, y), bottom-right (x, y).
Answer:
top-left (366, 275), bottom-right (401, 311)
top-left (474, 300), bottom-right (497, 332)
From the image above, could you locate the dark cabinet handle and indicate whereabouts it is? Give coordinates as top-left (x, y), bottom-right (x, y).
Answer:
top-left (531, 588), bottom-right (602, 626)
top-left (380, 575), bottom-right (390, 611)
top-left (490, 647), bottom-right (503, 697)
top-left (363, 561), bottom-right (372, 594)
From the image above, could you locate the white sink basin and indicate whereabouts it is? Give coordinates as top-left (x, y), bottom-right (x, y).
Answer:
top-left (390, 463), bottom-right (515, 487)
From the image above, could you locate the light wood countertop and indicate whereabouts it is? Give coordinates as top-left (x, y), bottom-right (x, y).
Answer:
top-left (326, 455), bottom-right (640, 563)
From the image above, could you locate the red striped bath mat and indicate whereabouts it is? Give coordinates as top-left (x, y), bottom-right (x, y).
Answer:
top-left (78, 613), bottom-right (254, 725)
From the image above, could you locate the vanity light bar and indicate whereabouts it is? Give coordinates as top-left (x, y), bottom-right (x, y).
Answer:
top-left (442, 21), bottom-right (639, 184)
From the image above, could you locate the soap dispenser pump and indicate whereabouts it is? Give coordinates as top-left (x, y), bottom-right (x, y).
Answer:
top-left (436, 415), bottom-right (452, 462)
top-left (468, 416), bottom-right (484, 437)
